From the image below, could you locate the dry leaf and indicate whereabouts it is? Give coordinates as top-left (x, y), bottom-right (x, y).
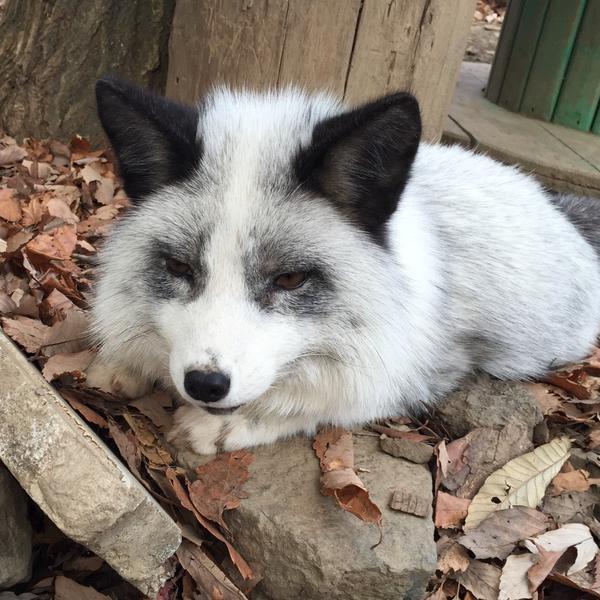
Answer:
top-left (436, 536), bottom-right (470, 574)
top-left (176, 540), bottom-right (246, 600)
top-left (54, 575), bottom-right (110, 600)
top-left (524, 523), bottom-right (599, 575)
top-left (499, 553), bottom-right (536, 600)
top-left (165, 467), bottom-right (254, 581)
top-left (1, 315), bottom-right (50, 352)
top-left (527, 544), bottom-right (564, 592)
top-left (458, 559), bottom-right (501, 600)
top-left (464, 437), bottom-right (571, 529)
top-left (42, 349), bottom-right (94, 382)
top-left (459, 507), bottom-right (551, 559)
top-left (0, 188), bottom-right (22, 222)
top-left (434, 491), bottom-right (471, 529)
top-left (314, 428), bottom-right (382, 527)
top-left (187, 451), bottom-right (254, 530)
top-left (550, 469), bottom-right (600, 496)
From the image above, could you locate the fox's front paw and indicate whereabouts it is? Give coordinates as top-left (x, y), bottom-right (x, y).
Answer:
top-left (85, 359), bottom-right (153, 398)
top-left (168, 405), bottom-right (227, 455)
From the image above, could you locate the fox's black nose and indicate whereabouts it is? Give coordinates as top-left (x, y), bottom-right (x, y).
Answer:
top-left (184, 370), bottom-right (230, 402)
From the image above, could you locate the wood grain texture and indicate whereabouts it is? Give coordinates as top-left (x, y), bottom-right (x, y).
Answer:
top-left (485, 0), bottom-right (525, 103)
top-left (498, 0), bottom-right (549, 112)
top-left (166, 0), bottom-right (289, 102)
top-left (167, 0), bottom-right (474, 141)
top-left (520, 0), bottom-right (586, 122)
top-left (553, 0), bottom-right (600, 132)
top-left (0, 0), bottom-right (174, 144)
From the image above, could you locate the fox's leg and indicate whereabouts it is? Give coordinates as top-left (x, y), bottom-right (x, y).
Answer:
top-left (86, 357), bottom-right (154, 398)
top-left (168, 404), bottom-right (319, 455)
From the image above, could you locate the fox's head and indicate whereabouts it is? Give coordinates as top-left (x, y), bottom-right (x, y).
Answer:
top-left (92, 78), bottom-right (421, 414)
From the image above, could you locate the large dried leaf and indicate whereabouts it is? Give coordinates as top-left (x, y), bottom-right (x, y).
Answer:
top-left (498, 553), bottom-right (536, 600)
top-left (42, 349), bottom-right (94, 382)
top-left (187, 450), bottom-right (254, 530)
top-left (524, 523), bottom-right (599, 575)
top-left (1, 315), bottom-right (50, 353)
top-left (436, 536), bottom-right (470, 574)
top-left (176, 540), bottom-right (246, 600)
top-left (464, 437), bottom-right (571, 529)
top-left (434, 491), bottom-right (471, 529)
top-left (314, 428), bottom-right (382, 527)
top-left (459, 507), bottom-right (551, 559)
top-left (457, 559), bottom-right (501, 600)
top-left (0, 188), bottom-right (22, 222)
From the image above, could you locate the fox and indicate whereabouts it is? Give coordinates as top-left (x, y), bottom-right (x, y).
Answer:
top-left (88, 77), bottom-right (600, 455)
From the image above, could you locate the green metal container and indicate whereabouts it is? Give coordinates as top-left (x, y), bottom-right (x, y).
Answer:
top-left (486, 0), bottom-right (600, 134)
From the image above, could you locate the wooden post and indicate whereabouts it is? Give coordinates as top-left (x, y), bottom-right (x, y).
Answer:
top-left (166, 0), bottom-right (476, 141)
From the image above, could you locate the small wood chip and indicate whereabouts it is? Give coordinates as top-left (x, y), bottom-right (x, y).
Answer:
top-left (380, 434), bottom-right (434, 463)
top-left (389, 489), bottom-right (430, 517)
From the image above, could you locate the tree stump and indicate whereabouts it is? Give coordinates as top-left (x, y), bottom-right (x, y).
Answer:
top-left (0, 0), bottom-right (174, 144)
top-left (166, 0), bottom-right (476, 141)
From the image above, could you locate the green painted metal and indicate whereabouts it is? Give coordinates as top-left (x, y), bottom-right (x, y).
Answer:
top-left (485, 0), bottom-right (525, 103)
top-left (497, 0), bottom-right (550, 112)
top-left (520, 0), bottom-right (586, 121)
top-left (553, 0), bottom-right (600, 132)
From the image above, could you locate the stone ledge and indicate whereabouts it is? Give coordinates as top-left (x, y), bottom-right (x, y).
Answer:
top-left (0, 331), bottom-right (181, 595)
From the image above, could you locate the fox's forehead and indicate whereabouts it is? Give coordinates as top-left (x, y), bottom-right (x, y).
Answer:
top-left (197, 88), bottom-right (342, 179)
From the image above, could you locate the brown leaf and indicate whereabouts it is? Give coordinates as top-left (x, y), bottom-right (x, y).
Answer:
top-left (188, 450), bottom-right (254, 530)
top-left (314, 428), bottom-right (382, 527)
top-left (25, 224), bottom-right (78, 262)
top-left (165, 467), bottom-right (254, 581)
top-left (42, 349), bottom-right (94, 382)
top-left (434, 491), bottom-right (471, 529)
top-left (0, 188), bottom-right (22, 222)
top-left (62, 392), bottom-right (108, 429)
top-left (45, 196), bottom-right (79, 224)
top-left (5, 230), bottom-right (34, 253)
top-left (527, 544), bottom-right (564, 592)
top-left (550, 469), bottom-right (600, 496)
top-left (176, 540), bottom-right (247, 600)
top-left (389, 489), bottom-right (430, 517)
top-left (457, 559), bottom-right (501, 600)
top-left (41, 306), bottom-right (89, 356)
top-left (39, 289), bottom-right (76, 323)
top-left (546, 370), bottom-right (592, 400)
top-left (436, 535), bottom-right (471, 574)
top-left (54, 575), bottom-right (110, 600)
top-left (459, 507), bottom-right (551, 559)
top-left (107, 419), bottom-right (144, 482)
top-left (0, 144), bottom-right (27, 165)
top-left (1, 315), bottom-right (50, 353)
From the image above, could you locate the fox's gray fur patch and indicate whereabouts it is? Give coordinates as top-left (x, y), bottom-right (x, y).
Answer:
top-left (90, 80), bottom-right (600, 454)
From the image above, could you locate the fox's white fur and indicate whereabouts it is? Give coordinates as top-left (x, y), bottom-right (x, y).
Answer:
top-left (90, 82), bottom-right (600, 454)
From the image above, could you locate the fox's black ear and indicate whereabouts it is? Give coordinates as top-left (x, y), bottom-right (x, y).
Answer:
top-left (295, 92), bottom-right (421, 244)
top-left (95, 77), bottom-right (202, 201)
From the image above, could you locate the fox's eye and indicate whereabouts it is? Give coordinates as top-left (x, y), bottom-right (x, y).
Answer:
top-left (165, 257), bottom-right (193, 279)
top-left (273, 271), bottom-right (307, 290)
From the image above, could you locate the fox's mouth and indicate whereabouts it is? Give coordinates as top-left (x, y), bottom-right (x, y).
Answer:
top-left (203, 405), bottom-right (241, 415)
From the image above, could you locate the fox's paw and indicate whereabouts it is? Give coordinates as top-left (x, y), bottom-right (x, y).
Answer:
top-left (85, 359), bottom-right (153, 398)
top-left (168, 405), bottom-right (227, 455)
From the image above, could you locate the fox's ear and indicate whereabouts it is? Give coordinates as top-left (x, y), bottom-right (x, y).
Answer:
top-left (95, 77), bottom-right (202, 201)
top-left (295, 92), bottom-right (421, 244)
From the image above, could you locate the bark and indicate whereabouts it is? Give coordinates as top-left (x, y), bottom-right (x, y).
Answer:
top-left (0, 0), bottom-right (175, 145)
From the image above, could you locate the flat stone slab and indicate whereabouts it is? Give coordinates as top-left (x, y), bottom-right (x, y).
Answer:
top-left (0, 331), bottom-right (181, 595)
top-left (224, 434), bottom-right (436, 600)
top-left (444, 62), bottom-right (600, 198)
top-left (0, 464), bottom-right (32, 589)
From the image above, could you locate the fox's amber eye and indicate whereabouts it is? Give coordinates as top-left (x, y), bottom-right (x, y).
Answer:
top-left (166, 257), bottom-right (193, 278)
top-left (273, 272), bottom-right (307, 290)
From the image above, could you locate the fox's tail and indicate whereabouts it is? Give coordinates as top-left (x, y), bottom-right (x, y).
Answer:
top-left (550, 192), bottom-right (600, 256)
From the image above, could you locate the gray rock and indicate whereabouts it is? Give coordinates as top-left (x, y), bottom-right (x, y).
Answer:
top-left (225, 435), bottom-right (436, 600)
top-left (437, 375), bottom-right (543, 438)
top-left (0, 465), bottom-right (32, 589)
top-left (0, 332), bottom-right (181, 596)
top-left (379, 435), bottom-right (434, 464)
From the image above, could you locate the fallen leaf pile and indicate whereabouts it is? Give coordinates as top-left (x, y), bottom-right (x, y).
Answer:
top-left (2, 133), bottom-right (600, 600)
top-left (0, 134), bottom-right (258, 599)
